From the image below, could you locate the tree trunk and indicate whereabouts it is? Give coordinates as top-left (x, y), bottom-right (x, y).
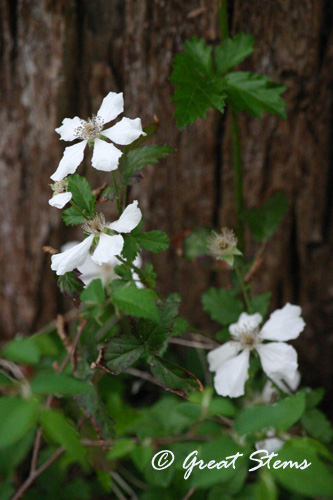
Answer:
top-left (0, 0), bottom-right (332, 404)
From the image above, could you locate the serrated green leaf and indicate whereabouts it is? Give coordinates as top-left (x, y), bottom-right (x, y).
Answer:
top-left (0, 398), bottom-right (38, 449)
top-left (170, 37), bottom-right (226, 129)
top-left (81, 279), bottom-right (105, 304)
top-left (120, 145), bottom-right (173, 185)
top-left (68, 174), bottom-right (95, 214)
top-left (244, 191), bottom-right (288, 241)
top-left (202, 288), bottom-right (244, 325)
top-left (150, 356), bottom-right (203, 398)
top-left (223, 71), bottom-right (286, 118)
top-left (62, 205), bottom-right (86, 226)
top-left (40, 408), bottom-right (86, 462)
top-left (215, 32), bottom-right (255, 74)
top-left (250, 292), bottom-right (271, 317)
top-left (30, 371), bottom-right (90, 396)
top-left (236, 392), bottom-right (306, 435)
top-left (101, 335), bottom-right (145, 374)
top-left (301, 409), bottom-right (333, 443)
top-left (76, 385), bottom-right (115, 440)
top-left (111, 283), bottom-right (159, 321)
top-left (2, 337), bottom-right (40, 365)
top-left (57, 271), bottom-right (83, 299)
top-left (270, 439), bottom-right (333, 497)
top-left (139, 263), bottom-right (157, 288)
top-left (136, 230), bottom-right (169, 253)
top-left (121, 234), bottom-right (140, 261)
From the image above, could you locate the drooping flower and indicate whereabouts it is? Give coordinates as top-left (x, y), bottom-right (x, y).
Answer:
top-left (207, 227), bottom-right (242, 266)
top-left (50, 92), bottom-right (146, 181)
top-left (61, 240), bottom-right (143, 288)
top-left (207, 304), bottom-right (305, 398)
top-left (48, 180), bottom-right (72, 209)
top-left (51, 201), bottom-right (141, 276)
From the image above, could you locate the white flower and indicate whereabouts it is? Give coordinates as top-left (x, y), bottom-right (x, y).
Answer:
top-left (207, 304), bottom-right (305, 398)
top-left (50, 92), bottom-right (146, 181)
top-left (48, 180), bottom-right (72, 209)
top-left (61, 240), bottom-right (143, 288)
top-left (51, 201), bottom-right (141, 276)
top-left (255, 431), bottom-right (285, 454)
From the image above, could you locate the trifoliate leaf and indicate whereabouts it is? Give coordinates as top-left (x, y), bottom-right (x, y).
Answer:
top-left (244, 191), bottom-right (288, 241)
top-left (111, 283), bottom-right (159, 321)
top-left (215, 32), bottom-right (255, 74)
top-left (68, 174), bottom-right (95, 214)
top-left (136, 230), bottom-right (170, 253)
top-left (235, 392), bottom-right (306, 435)
top-left (170, 37), bottom-right (226, 129)
top-left (202, 288), bottom-right (244, 325)
top-left (62, 205), bottom-right (86, 226)
top-left (120, 145), bottom-right (173, 185)
top-left (223, 71), bottom-right (287, 119)
top-left (150, 356), bottom-right (203, 399)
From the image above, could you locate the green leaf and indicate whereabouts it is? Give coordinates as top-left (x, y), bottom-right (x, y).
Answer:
top-left (254, 471), bottom-right (278, 500)
top-left (30, 372), bottom-right (90, 396)
top-left (183, 226), bottom-right (212, 260)
top-left (170, 37), bottom-right (226, 129)
top-left (68, 174), bottom-right (95, 214)
top-left (250, 292), bottom-right (271, 317)
top-left (301, 409), bottom-right (333, 443)
top-left (140, 263), bottom-right (157, 288)
top-left (76, 385), bottom-right (114, 441)
top-left (111, 283), bottom-right (159, 321)
top-left (215, 32), bottom-right (255, 74)
top-left (0, 398), bottom-right (38, 448)
top-left (99, 335), bottom-right (145, 374)
top-left (136, 230), bottom-right (169, 253)
top-left (305, 388), bottom-right (324, 409)
top-left (270, 439), bottom-right (333, 497)
top-left (120, 145), bottom-right (173, 185)
top-left (108, 438), bottom-right (136, 460)
top-left (62, 205), bottom-right (86, 226)
top-left (202, 288), bottom-right (244, 325)
top-left (2, 337), bottom-right (40, 365)
top-left (150, 356), bottom-right (203, 399)
top-left (0, 430), bottom-right (34, 478)
top-left (81, 279), bottom-right (105, 304)
top-left (57, 271), bottom-right (83, 299)
top-left (40, 408), bottom-right (86, 462)
top-left (244, 191), bottom-right (288, 241)
top-left (236, 392), bottom-right (306, 435)
top-left (172, 316), bottom-right (190, 337)
top-left (223, 71), bottom-right (287, 119)
top-left (121, 234), bottom-right (140, 261)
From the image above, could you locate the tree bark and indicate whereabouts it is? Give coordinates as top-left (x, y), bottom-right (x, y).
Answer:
top-left (0, 0), bottom-right (332, 404)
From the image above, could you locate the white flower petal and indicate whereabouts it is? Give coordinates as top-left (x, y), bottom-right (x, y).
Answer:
top-left (207, 341), bottom-right (242, 372)
top-left (213, 349), bottom-right (250, 398)
top-left (51, 235), bottom-right (94, 276)
top-left (50, 140), bottom-right (87, 181)
top-left (261, 303), bottom-right (305, 341)
top-left (270, 370), bottom-right (301, 394)
top-left (108, 200), bottom-right (142, 233)
top-left (97, 92), bottom-right (124, 124)
top-left (91, 138), bottom-right (122, 172)
top-left (229, 312), bottom-right (263, 338)
top-left (55, 116), bottom-right (82, 141)
top-left (255, 436), bottom-right (284, 454)
top-left (91, 233), bottom-right (124, 265)
top-left (48, 192), bottom-right (72, 209)
top-left (256, 342), bottom-right (298, 384)
top-left (103, 117), bottom-right (146, 145)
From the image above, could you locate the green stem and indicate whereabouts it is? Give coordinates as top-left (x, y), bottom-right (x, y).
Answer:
top-left (218, 0), bottom-right (229, 40)
top-left (230, 110), bottom-right (245, 252)
top-left (112, 171), bottom-right (121, 216)
top-left (70, 200), bottom-right (88, 219)
top-left (234, 262), bottom-right (252, 313)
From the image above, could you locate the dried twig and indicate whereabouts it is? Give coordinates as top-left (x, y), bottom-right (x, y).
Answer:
top-left (182, 488), bottom-right (196, 500)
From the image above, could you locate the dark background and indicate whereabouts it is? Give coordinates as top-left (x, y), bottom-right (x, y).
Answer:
top-left (0, 1), bottom-right (332, 408)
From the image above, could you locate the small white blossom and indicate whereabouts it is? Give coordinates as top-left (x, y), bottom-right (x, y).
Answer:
top-left (61, 240), bottom-right (143, 288)
top-left (51, 201), bottom-right (141, 276)
top-left (207, 304), bottom-right (305, 398)
top-left (207, 228), bottom-right (242, 266)
top-left (48, 180), bottom-right (72, 209)
top-left (51, 92), bottom-right (146, 181)
top-left (255, 431), bottom-right (285, 454)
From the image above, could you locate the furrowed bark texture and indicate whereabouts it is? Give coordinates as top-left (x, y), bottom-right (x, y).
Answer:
top-left (0, 1), bottom-right (332, 402)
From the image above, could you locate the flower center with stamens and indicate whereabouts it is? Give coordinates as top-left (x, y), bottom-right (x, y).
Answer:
top-left (52, 180), bottom-right (67, 194)
top-left (74, 115), bottom-right (104, 140)
top-left (233, 325), bottom-right (260, 350)
top-left (82, 213), bottom-right (106, 235)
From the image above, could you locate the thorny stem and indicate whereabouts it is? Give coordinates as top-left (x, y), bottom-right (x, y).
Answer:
top-left (12, 320), bottom-right (87, 500)
top-left (234, 262), bottom-right (252, 313)
top-left (219, 1), bottom-right (245, 253)
top-left (112, 171), bottom-right (122, 216)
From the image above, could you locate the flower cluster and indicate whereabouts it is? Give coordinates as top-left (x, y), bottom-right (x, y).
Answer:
top-left (49, 92), bottom-right (145, 276)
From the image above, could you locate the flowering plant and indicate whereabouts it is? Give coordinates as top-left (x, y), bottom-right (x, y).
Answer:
top-left (0, 5), bottom-right (332, 500)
